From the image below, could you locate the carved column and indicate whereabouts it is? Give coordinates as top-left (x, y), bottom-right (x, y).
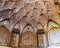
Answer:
top-left (36, 33), bottom-right (39, 48)
top-left (43, 34), bottom-right (47, 48)
top-left (10, 28), bottom-right (20, 47)
top-left (45, 32), bottom-right (49, 47)
top-left (37, 29), bottom-right (45, 48)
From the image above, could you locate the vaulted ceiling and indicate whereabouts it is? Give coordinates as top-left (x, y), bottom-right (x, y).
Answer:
top-left (0, 0), bottom-right (60, 32)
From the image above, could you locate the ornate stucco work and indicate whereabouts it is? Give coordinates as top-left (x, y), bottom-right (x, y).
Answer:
top-left (0, 0), bottom-right (60, 32)
top-left (0, 0), bottom-right (60, 48)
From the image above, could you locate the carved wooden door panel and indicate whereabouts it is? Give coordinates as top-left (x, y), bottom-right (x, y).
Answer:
top-left (0, 26), bottom-right (10, 46)
top-left (20, 32), bottom-right (37, 48)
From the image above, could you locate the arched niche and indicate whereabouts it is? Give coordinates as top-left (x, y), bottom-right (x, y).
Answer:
top-left (20, 31), bottom-right (37, 48)
top-left (10, 28), bottom-right (20, 47)
top-left (47, 19), bottom-right (60, 47)
top-left (0, 25), bottom-right (10, 46)
top-left (20, 23), bottom-right (37, 48)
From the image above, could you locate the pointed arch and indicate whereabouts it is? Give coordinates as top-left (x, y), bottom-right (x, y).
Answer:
top-left (47, 19), bottom-right (60, 32)
top-left (48, 19), bottom-right (60, 26)
top-left (22, 23), bottom-right (35, 34)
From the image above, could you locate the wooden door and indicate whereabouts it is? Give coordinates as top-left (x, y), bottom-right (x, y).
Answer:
top-left (0, 25), bottom-right (10, 46)
top-left (20, 32), bottom-right (37, 48)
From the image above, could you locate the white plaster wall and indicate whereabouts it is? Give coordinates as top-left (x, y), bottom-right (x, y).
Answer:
top-left (48, 29), bottom-right (60, 46)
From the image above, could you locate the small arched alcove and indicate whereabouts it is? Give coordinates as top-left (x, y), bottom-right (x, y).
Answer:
top-left (20, 23), bottom-right (37, 48)
top-left (48, 19), bottom-right (60, 46)
top-left (20, 31), bottom-right (36, 46)
top-left (0, 25), bottom-right (10, 46)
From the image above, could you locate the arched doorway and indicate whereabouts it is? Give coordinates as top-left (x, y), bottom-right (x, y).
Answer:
top-left (0, 25), bottom-right (10, 46)
top-left (20, 31), bottom-right (37, 48)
